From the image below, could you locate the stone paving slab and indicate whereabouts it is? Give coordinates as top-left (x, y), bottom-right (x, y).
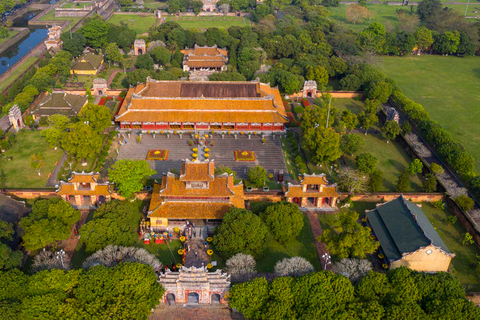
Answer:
top-left (117, 134), bottom-right (288, 179)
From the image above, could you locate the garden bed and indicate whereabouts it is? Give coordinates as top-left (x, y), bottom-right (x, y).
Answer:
top-left (146, 149), bottom-right (169, 161)
top-left (234, 150), bottom-right (255, 162)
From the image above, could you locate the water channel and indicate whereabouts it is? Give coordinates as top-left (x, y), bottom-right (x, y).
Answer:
top-left (0, 10), bottom-right (47, 77)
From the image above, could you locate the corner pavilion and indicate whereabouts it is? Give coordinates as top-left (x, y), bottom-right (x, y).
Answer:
top-left (148, 159), bottom-right (245, 228)
top-left (115, 79), bottom-right (288, 133)
top-left (283, 174), bottom-right (340, 210)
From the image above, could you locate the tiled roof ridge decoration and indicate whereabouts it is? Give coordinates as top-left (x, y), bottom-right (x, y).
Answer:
top-left (179, 159), bottom-right (215, 181)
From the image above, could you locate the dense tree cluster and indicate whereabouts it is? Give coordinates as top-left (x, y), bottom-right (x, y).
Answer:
top-left (229, 267), bottom-right (479, 319)
top-left (0, 263), bottom-right (164, 319)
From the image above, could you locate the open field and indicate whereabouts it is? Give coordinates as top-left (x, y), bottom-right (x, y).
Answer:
top-left (108, 14), bottom-right (156, 34)
top-left (0, 130), bottom-right (63, 188)
top-left (0, 29), bottom-right (20, 45)
top-left (166, 16), bottom-right (250, 30)
top-left (377, 55), bottom-right (480, 172)
top-left (61, 2), bottom-right (92, 8)
top-left (38, 9), bottom-right (83, 24)
top-left (422, 202), bottom-right (480, 291)
top-left (327, 4), bottom-right (401, 32)
top-left (0, 56), bottom-right (37, 92)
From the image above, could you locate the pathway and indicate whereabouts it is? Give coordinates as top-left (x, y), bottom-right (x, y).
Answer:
top-left (46, 152), bottom-right (67, 187)
top-left (184, 239), bottom-right (209, 268)
top-left (106, 70), bottom-right (121, 86)
top-left (60, 209), bottom-right (90, 258)
top-left (305, 210), bottom-right (333, 271)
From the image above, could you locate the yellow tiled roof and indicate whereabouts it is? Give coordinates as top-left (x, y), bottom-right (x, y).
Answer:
top-left (68, 172), bottom-right (100, 183)
top-left (284, 184), bottom-right (340, 198)
top-left (160, 175), bottom-right (234, 197)
top-left (149, 201), bottom-right (233, 219)
top-left (300, 174), bottom-right (329, 185)
top-left (179, 160), bottom-right (215, 182)
top-left (56, 184), bottom-right (112, 196)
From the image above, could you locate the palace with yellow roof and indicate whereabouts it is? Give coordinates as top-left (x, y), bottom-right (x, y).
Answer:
top-left (115, 79), bottom-right (288, 133)
top-left (148, 160), bottom-right (245, 228)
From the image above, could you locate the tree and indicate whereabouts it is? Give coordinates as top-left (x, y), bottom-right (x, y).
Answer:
top-left (356, 153), bottom-right (378, 174)
top-left (368, 170), bottom-right (383, 192)
top-left (109, 160), bottom-right (156, 199)
top-left (219, 3), bottom-right (229, 15)
top-left (150, 46), bottom-right (171, 65)
top-left (30, 153), bottom-right (45, 176)
top-left (455, 195), bottom-right (474, 212)
top-left (32, 250), bottom-right (71, 272)
top-left (105, 43), bottom-right (122, 64)
top-left (341, 110), bottom-right (358, 131)
top-left (41, 114), bottom-right (70, 149)
top-left (337, 168), bottom-right (367, 193)
top-left (381, 120), bottom-right (401, 143)
top-left (408, 159), bottom-right (424, 175)
top-left (423, 173), bottom-right (437, 192)
top-left (0, 220), bottom-right (14, 241)
top-left (213, 208), bottom-right (271, 258)
top-left (358, 22), bottom-right (386, 53)
top-left (209, 71), bottom-right (246, 81)
top-left (81, 17), bottom-right (108, 48)
top-left (19, 198), bottom-right (81, 251)
top-left (395, 170), bottom-right (410, 192)
top-left (397, 11), bottom-right (420, 34)
top-left (340, 133), bottom-right (365, 156)
top-left (346, 4), bottom-right (368, 24)
top-left (417, 0), bottom-right (442, 20)
top-left (433, 31), bottom-right (460, 55)
top-left (401, 121), bottom-right (411, 134)
top-left (61, 122), bottom-right (103, 161)
top-left (79, 201), bottom-right (141, 252)
top-left (274, 257), bottom-right (314, 277)
top-left (82, 245), bottom-right (161, 270)
top-left (135, 54), bottom-right (154, 70)
top-left (229, 278), bottom-right (269, 320)
top-left (248, 165), bottom-right (267, 188)
top-left (225, 253), bottom-right (257, 283)
top-left (319, 211), bottom-right (379, 258)
top-left (260, 202), bottom-right (304, 244)
top-left (365, 80), bottom-right (392, 104)
top-left (415, 27), bottom-right (434, 53)
top-left (332, 258), bottom-right (372, 283)
top-left (215, 165), bottom-right (236, 179)
top-left (78, 103), bottom-right (111, 133)
top-left (359, 111), bottom-right (378, 135)
top-left (0, 244), bottom-right (22, 270)
top-left (306, 66), bottom-right (328, 89)
top-left (430, 163), bottom-right (444, 175)
top-left (322, 0), bottom-right (340, 6)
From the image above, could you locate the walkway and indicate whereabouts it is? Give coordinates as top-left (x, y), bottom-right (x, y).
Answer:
top-left (150, 305), bottom-right (241, 320)
top-left (106, 70), bottom-right (121, 86)
top-left (184, 239), bottom-right (209, 268)
top-left (60, 209), bottom-right (90, 258)
top-left (46, 152), bottom-right (67, 187)
top-left (305, 210), bottom-right (333, 271)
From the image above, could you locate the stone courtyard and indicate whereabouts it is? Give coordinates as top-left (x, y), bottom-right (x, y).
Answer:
top-left (117, 134), bottom-right (288, 179)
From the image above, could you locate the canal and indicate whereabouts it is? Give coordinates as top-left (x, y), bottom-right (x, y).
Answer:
top-left (0, 10), bottom-right (47, 77)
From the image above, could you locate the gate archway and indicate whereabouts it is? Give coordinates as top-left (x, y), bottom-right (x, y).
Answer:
top-left (187, 292), bottom-right (199, 304)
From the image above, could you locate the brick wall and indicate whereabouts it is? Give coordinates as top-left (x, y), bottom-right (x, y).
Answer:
top-left (348, 193), bottom-right (444, 203)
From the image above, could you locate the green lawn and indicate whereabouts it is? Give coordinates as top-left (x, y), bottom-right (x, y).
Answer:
top-left (61, 2), bottom-right (92, 8)
top-left (108, 14), bottom-right (157, 34)
top-left (143, 0), bottom-right (166, 9)
top-left (0, 130), bottom-right (63, 188)
top-left (334, 98), bottom-right (365, 115)
top-left (39, 9), bottom-right (83, 24)
top-left (166, 16), bottom-right (250, 30)
top-left (256, 214), bottom-right (321, 272)
top-left (343, 132), bottom-right (423, 192)
top-left (377, 55), bottom-right (480, 172)
top-left (0, 29), bottom-right (20, 45)
top-left (421, 202), bottom-right (480, 291)
top-left (327, 4), bottom-right (401, 32)
top-left (0, 56), bottom-right (37, 92)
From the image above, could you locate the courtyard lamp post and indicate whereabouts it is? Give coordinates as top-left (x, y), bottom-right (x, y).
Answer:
top-left (321, 253), bottom-right (331, 270)
top-left (56, 249), bottom-right (66, 269)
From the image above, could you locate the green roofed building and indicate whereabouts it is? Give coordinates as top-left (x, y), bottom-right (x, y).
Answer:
top-left (32, 92), bottom-right (88, 118)
top-left (366, 196), bottom-right (454, 272)
top-left (70, 52), bottom-right (104, 75)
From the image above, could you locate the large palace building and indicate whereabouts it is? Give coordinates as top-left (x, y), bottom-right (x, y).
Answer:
top-left (115, 79), bottom-right (288, 133)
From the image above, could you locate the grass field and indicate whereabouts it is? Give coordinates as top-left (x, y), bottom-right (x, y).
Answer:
top-left (422, 202), bottom-right (480, 291)
top-left (0, 56), bottom-right (37, 92)
top-left (0, 29), bottom-right (19, 46)
top-left (166, 16), bottom-right (250, 30)
top-left (0, 130), bottom-right (63, 188)
top-left (108, 14), bottom-right (156, 34)
top-left (377, 55), bottom-right (480, 172)
top-left (327, 4), bottom-right (401, 32)
top-left (61, 2), bottom-right (92, 8)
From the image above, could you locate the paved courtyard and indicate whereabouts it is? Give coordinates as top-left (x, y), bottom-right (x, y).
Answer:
top-left (117, 134), bottom-right (287, 179)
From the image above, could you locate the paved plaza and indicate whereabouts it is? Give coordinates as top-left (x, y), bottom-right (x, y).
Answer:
top-left (117, 134), bottom-right (288, 179)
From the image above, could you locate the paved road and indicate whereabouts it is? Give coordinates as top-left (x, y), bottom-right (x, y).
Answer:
top-left (306, 210), bottom-right (333, 271)
top-left (46, 152), bottom-right (67, 187)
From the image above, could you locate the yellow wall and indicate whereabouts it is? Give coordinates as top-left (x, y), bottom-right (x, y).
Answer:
top-left (390, 245), bottom-right (453, 272)
top-left (150, 217), bottom-right (168, 227)
top-left (70, 70), bottom-right (97, 75)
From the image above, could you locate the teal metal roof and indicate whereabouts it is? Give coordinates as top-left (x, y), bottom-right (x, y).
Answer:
top-left (366, 196), bottom-right (451, 262)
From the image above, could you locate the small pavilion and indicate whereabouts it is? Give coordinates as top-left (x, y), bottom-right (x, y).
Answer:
top-left (56, 172), bottom-right (113, 208)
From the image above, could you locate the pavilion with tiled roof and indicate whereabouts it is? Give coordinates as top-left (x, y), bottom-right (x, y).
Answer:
top-left (283, 173), bottom-right (340, 211)
top-left (70, 52), bottom-right (103, 75)
top-left (56, 172), bottom-right (113, 208)
top-left (181, 45), bottom-right (228, 74)
top-left (148, 159), bottom-right (244, 228)
top-left (32, 92), bottom-right (88, 118)
top-left (366, 196), bottom-right (454, 272)
top-left (116, 78), bottom-right (288, 132)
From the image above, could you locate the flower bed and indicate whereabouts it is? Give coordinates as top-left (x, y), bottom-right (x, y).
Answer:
top-left (98, 96), bottom-right (113, 106)
top-left (146, 149), bottom-right (169, 161)
top-left (234, 150), bottom-right (256, 161)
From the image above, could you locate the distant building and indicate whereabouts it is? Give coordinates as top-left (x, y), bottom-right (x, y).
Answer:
top-left (302, 80), bottom-right (317, 98)
top-left (32, 92), bottom-right (88, 118)
top-left (201, 0), bottom-right (219, 12)
top-left (181, 45), bottom-right (228, 78)
top-left (366, 196), bottom-right (454, 272)
top-left (92, 78), bottom-right (108, 96)
top-left (44, 25), bottom-right (63, 51)
top-left (8, 105), bottom-right (24, 132)
top-left (148, 159), bottom-right (244, 228)
top-left (387, 107), bottom-right (400, 124)
top-left (134, 39), bottom-right (146, 55)
top-left (56, 172), bottom-right (113, 209)
top-left (283, 173), bottom-right (340, 211)
top-left (71, 52), bottom-right (104, 75)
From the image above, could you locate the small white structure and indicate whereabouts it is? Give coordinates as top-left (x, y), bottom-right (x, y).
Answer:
top-left (44, 25), bottom-right (63, 51)
top-left (134, 39), bottom-right (146, 56)
top-left (302, 80), bottom-right (317, 98)
top-left (8, 105), bottom-right (24, 131)
top-left (159, 266), bottom-right (230, 305)
top-left (92, 78), bottom-right (108, 96)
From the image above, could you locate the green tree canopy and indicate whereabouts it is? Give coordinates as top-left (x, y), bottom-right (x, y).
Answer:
top-left (78, 103), bottom-right (111, 133)
top-left (340, 133), bottom-right (365, 156)
top-left (213, 208), bottom-right (271, 258)
top-left (81, 17), bottom-right (108, 48)
top-left (340, 110), bottom-right (358, 131)
top-left (61, 122), bottom-right (103, 161)
top-left (248, 165), bottom-right (267, 188)
top-left (109, 160), bottom-right (156, 199)
top-left (19, 198), bottom-right (81, 251)
top-left (0, 244), bottom-right (22, 270)
top-left (381, 120), bottom-right (401, 143)
top-left (151, 46), bottom-right (172, 65)
top-left (105, 43), bottom-right (122, 63)
top-left (135, 54), bottom-right (155, 70)
top-left (61, 32), bottom-right (86, 57)
top-left (356, 153), bottom-right (378, 174)
top-left (260, 202), bottom-right (304, 244)
top-left (320, 211), bottom-right (379, 258)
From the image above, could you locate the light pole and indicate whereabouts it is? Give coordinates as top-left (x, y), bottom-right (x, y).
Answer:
top-left (321, 253), bottom-right (331, 270)
top-left (56, 249), bottom-right (66, 269)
